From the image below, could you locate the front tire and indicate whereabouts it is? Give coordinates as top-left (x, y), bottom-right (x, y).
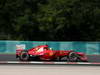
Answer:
top-left (68, 52), bottom-right (79, 62)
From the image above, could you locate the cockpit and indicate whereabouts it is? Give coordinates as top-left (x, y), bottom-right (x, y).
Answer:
top-left (36, 47), bottom-right (44, 52)
top-left (36, 47), bottom-right (52, 52)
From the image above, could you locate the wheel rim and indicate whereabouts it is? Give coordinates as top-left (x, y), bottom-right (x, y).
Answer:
top-left (22, 53), bottom-right (27, 58)
top-left (20, 52), bottom-right (29, 61)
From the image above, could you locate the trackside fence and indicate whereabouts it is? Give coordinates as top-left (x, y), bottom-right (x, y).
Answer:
top-left (0, 41), bottom-right (100, 55)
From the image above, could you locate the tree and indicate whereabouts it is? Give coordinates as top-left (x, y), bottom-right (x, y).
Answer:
top-left (0, 0), bottom-right (100, 41)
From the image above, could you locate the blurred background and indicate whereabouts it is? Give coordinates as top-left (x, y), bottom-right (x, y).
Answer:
top-left (0, 0), bottom-right (100, 41)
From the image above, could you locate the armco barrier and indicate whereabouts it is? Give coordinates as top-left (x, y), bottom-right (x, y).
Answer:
top-left (0, 41), bottom-right (100, 55)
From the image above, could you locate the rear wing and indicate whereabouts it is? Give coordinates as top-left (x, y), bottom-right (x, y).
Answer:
top-left (16, 44), bottom-right (26, 55)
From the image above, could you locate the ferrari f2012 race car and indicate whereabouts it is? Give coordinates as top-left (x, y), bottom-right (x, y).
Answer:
top-left (16, 45), bottom-right (88, 62)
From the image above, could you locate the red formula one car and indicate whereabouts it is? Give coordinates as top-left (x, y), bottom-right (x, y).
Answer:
top-left (16, 45), bottom-right (88, 62)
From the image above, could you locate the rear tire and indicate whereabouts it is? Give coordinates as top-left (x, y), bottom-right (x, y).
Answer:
top-left (19, 51), bottom-right (29, 61)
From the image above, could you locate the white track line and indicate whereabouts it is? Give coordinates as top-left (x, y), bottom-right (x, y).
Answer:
top-left (0, 61), bottom-right (100, 64)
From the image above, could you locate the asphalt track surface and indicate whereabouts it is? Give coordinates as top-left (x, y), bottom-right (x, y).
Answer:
top-left (0, 54), bottom-right (100, 62)
top-left (0, 65), bottom-right (100, 75)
